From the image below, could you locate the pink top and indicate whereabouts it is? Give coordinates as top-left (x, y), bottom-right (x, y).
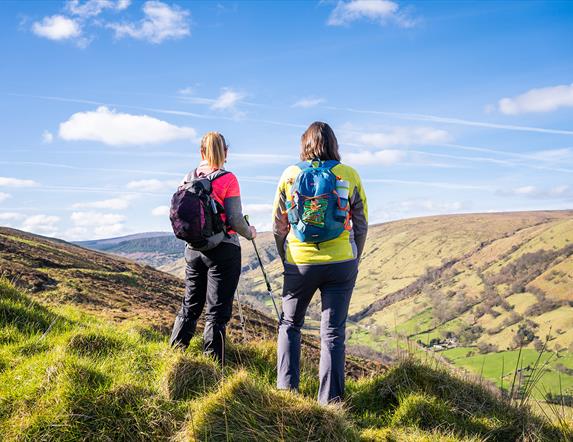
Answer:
top-left (194, 161), bottom-right (242, 235)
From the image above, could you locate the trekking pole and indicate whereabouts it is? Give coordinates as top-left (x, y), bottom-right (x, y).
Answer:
top-left (235, 289), bottom-right (247, 340)
top-left (244, 215), bottom-right (281, 323)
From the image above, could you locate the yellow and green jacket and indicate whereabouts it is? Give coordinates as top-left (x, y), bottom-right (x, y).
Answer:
top-left (272, 161), bottom-right (368, 265)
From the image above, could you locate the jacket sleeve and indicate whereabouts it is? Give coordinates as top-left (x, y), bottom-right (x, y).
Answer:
top-left (223, 174), bottom-right (253, 240)
top-left (272, 169), bottom-right (290, 263)
top-left (350, 171), bottom-right (368, 261)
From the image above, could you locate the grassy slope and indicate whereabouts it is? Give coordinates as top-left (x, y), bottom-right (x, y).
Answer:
top-left (1, 279), bottom-right (569, 442)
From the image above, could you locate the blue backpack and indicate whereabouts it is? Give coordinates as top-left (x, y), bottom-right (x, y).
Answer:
top-left (286, 160), bottom-right (350, 244)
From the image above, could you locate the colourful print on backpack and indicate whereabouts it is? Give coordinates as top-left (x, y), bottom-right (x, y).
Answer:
top-left (286, 160), bottom-right (349, 244)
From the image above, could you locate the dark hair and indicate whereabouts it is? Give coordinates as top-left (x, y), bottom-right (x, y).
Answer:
top-left (300, 121), bottom-right (341, 161)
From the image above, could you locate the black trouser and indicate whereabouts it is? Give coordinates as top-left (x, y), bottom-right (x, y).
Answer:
top-left (169, 242), bottom-right (241, 362)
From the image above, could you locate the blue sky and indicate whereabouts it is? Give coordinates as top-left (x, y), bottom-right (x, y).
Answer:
top-left (1, 0), bottom-right (572, 240)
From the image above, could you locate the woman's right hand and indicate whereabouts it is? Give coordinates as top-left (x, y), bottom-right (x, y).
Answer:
top-left (249, 226), bottom-right (257, 239)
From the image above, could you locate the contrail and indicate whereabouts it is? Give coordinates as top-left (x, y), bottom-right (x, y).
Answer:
top-left (362, 178), bottom-right (494, 191)
top-left (324, 106), bottom-right (573, 136)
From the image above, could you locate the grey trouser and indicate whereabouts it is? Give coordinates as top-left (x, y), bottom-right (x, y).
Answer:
top-left (277, 259), bottom-right (358, 404)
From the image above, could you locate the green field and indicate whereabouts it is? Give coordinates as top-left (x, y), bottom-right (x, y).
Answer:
top-left (442, 348), bottom-right (573, 400)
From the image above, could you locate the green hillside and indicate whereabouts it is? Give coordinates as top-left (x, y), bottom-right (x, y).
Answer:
top-left (1, 278), bottom-right (569, 441)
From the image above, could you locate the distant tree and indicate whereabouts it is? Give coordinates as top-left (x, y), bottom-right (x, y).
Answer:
top-left (457, 324), bottom-right (484, 345)
top-left (503, 312), bottom-right (522, 328)
top-left (473, 305), bottom-right (486, 319)
top-left (477, 342), bottom-right (498, 354)
top-left (512, 324), bottom-right (536, 348)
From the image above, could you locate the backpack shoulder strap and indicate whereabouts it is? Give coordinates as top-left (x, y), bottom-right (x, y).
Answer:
top-left (323, 160), bottom-right (341, 170)
top-left (296, 161), bottom-right (310, 170)
top-left (207, 169), bottom-right (230, 182)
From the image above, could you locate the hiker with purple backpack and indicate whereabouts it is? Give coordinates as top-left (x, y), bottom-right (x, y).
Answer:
top-left (169, 132), bottom-right (256, 363)
top-left (272, 121), bottom-right (368, 404)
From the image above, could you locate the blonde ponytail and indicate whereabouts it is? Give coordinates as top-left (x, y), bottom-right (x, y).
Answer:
top-left (200, 132), bottom-right (227, 169)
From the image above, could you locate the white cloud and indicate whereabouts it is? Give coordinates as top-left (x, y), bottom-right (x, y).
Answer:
top-left (498, 83), bottom-right (573, 115)
top-left (127, 179), bottom-right (168, 192)
top-left (500, 185), bottom-right (572, 199)
top-left (66, 0), bottom-right (131, 18)
top-left (292, 97), bottom-right (325, 108)
top-left (512, 186), bottom-right (537, 196)
top-left (108, 1), bottom-right (190, 43)
top-left (21, 214), bottom-right (60, 236)
top-left (346, 149), bottom-right (404, 166)
top-left (71, 211), bottom-right (126, 227)
top-left (63, 226), bottom-right (89, 240)
top-left (0, 192), bottom-right (11, 203)
top-left (371, 199), bottom-right (469, 224)
top-left (58, 106), bottom-right (196, 146)
top-left (243, 203), bottom-right (273, 214)
top-left (151, 205), bottom-right (170, 216)
top-left (211, 88), bottom-right (245, 110)
top-left (178, 86), bottom-right (194, 96)
top-left (32, 15), bottom-right (82, 41)
top-left (0, 177), bottom-right (38, 187)
top-left (72, 195), bottom-right (135, 210)
top-left (242, 209), bottom-right (273, 232)
top-left (327, 0), bottom-right (416, 28)
top-left (69, 211), bottom-right (128, 239)
top-left (94, 223), bottom-right (125, 237)
top-left (0, 212), bottom-right (23, 221)
top-left (399, 200), bottom-right (465, 212)
top-left (42, 131), bottom-right (54, 144)
top-left (353, 127), bottom-right (451, 148)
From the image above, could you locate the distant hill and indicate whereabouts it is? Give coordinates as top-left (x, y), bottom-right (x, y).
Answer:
top-left (76, 231), bottom-right (171, 247)
top-left (75, 232), bottom-right (185, 268)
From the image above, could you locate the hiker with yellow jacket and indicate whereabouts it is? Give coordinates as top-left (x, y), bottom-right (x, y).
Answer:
top-left (272, 121), bottom-right (368, 404)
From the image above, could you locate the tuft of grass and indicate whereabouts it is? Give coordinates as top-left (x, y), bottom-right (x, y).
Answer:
top-left (160, 352), bottom-right (220, 400)
top-left (178, 370), bottom-right (359, 442)
top-left (67, 330), bottom-right (124, 357)
top-left (347, 358), bottom-right (562, 441)
top-left (360, 426), bottom-right (484, 442)
top-left (389, 392), bottom-right (460, 431)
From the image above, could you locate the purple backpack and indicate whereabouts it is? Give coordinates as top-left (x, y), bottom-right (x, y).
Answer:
top-left (170, 169), bottom-right (229, 250)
